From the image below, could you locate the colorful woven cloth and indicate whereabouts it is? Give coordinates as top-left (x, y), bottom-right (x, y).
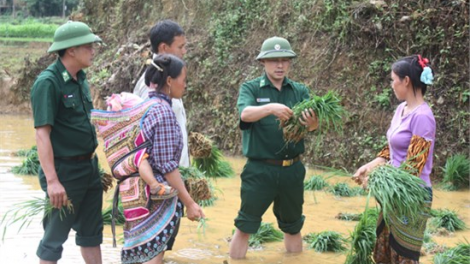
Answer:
top-left (91, 98), bottom-right (163, 180)
top-left (91, 98), bottom-right (165, 223)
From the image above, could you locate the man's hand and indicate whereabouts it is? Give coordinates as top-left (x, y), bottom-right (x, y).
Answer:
top-left (298, 108), bottom-right (319, 131)
top-left (269, 103), bottom-right (293, 122)
top-left (47, 179), bottom-right (68, 208)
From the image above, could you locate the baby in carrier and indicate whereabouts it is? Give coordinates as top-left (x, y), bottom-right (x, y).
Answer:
top-left (100, 92), bottom-right (177, 200)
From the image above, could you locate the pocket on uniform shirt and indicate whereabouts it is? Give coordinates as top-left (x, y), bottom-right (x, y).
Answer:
top-left (62, 94), bottom-right (77, 108)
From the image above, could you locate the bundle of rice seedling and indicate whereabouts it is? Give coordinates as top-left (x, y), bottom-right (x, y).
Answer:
top-left (99, 166), bottom-right (114, 193)
top-left (184, 178), bottom-right (212, 202)
top-left (282, 91), bottom-right (345, 143)
top-left (11, 147), bottom-right (40, 175)
top-left (368, 165), bottom-right (430, 225)
top-left (179, 166), bottom-right (216, 206)
top-left (304, 175), bottom-right (329, 191)
top-left (1, 197), bottom-right (73, 240)
top-left (197, 217), bottom-right (209, 236)
top-left (433, 242), bottom-right (470, 264)
top-left (192, 145), bottom-right (234, 178)
top-left (102, 200), bottom-right (125, 225)
top-left (441, 154), bottom-right (470, 190)
top-left (329, 182), bottom-right (365, 197)
top-left (188, 132), bottom-right (212, 158)
top-left (248, 222), bottom-right (283, 248)
top-left (429, 208), bottom-right (466, 232)
top-left (345, 197), bottom-right (378, 264)
top-left (304, 231), bottom-right (348, 252)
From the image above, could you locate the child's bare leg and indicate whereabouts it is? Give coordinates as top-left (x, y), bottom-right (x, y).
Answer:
top-left (138, 159), bottom-right (161, 191)
top-left (138, 159), bottom-right (177, 199)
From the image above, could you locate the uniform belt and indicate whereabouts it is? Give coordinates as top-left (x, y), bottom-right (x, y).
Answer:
top-left (260, 156), bottom-right (300, 167)
top-left (55, 153), bottom-right (95, 161)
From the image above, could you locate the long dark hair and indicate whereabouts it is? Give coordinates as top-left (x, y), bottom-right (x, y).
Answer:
top-left (391, 55), bottom-right (433, 96)
top-left (144, 54), bottom-right (185, 92)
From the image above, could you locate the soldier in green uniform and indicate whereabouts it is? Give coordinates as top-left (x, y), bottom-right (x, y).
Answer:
top-left (30, 21), bottom-right (104, 264)
top-left (230, 36), bottom-right (319, 259)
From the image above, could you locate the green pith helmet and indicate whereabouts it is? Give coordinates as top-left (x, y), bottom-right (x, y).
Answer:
top-left (256, 36), bottom-right (297, 60)
top-left (47, 21), bottom-right (102, 53)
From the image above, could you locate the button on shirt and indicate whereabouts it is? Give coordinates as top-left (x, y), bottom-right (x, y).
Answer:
top-left (237, 74), bottom-right (310, 160)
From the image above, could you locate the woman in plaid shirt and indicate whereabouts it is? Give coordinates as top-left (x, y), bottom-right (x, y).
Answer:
top-left (121, 54), bottom-right (205, 264)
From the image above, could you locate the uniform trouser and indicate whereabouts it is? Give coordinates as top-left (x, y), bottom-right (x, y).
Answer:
top-left (234, 159), bottom-right (306, 234)
top-left (36, 156), bottom-right (103, 261)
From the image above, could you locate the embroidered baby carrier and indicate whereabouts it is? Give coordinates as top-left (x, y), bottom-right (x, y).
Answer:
top-left (91, 98), bottom-right (166, 246)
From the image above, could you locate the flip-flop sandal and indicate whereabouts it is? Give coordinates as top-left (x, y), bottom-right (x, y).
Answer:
top-left (150, 184), bottom-right (178, 200)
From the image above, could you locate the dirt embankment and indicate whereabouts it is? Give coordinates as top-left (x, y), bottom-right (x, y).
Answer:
top-left (3, 0), bottom-right (469, 174)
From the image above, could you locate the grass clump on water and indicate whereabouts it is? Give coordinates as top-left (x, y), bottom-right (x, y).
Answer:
top-left (433, 242), bottom-right (470, 264)
top-left (11, 145), bottom-right (40, 175)
top-left (248, 222), bottom-right (283, 248)
top-left (282, 91), bottom-right (344, 143)
top-left (440, 154), bottom-right (470, 191)
top-left (304, 175), bottom-right (329, 191)
top-left (329, 182), bottom-right (365, 197)
top-left (428, 208), bottom-right (466, 232)
top-left (303, 231), bottom-right (348, 252)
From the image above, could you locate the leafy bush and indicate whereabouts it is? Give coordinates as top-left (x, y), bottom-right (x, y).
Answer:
top-left (441, 154), bottom-right (470, 190)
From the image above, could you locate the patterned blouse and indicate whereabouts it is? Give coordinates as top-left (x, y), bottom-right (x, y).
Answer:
top-left (141, 91), bottom-right (183, 182)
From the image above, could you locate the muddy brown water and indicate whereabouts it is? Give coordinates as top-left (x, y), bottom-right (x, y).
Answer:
top-left (0, 114), bottom-right (469, 264)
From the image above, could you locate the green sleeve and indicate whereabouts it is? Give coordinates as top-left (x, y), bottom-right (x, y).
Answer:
top-left (237, 82), bottom-right (256, 130)
top-left (30, 77), bottom-right (59, 128)
top-left (300, 84), bottom-right (310, 102)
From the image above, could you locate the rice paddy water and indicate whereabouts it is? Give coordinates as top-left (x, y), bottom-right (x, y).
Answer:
top-left (0, 114), bottom-right (469, 263)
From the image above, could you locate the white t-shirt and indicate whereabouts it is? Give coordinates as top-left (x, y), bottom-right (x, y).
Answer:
top-left (133, 66), bottom-right (190, 167)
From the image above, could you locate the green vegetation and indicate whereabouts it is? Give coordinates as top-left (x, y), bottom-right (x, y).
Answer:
top-left (441, 154), bottom-right (470, 190)
top-left (248, 222), bottom-right (283, 248)
top-left (304, 175), bottom-right (329, 191)
top-left (4, 0), bottom-right (468, 178)
top-left (1, 197), bottom-right (73, 241)
top-left (329, 182), bottom-right (365, 197)
top-left (102, 200), bottom-right (125, 226)
top-left (368, 165), bottom-right (430, 225)
top-left (192, 145), bottom-right (234, 178)
top-left (304, 231), bottom-right (348, 252)
top-left (0, 21), bottom-right (58, 39)
top-left (433, 242), bottom-right (470, 264)
top-left (179, 166), bottom-right (218, 207)
top-left (336, 208), bottom-right (379, 222)
top-left (429, 209), bottom-right (467, 233)
top-left (345, 205), bottom-right (378, 264)
top-left (11, 145), bottom-right (40, 175)
top-left (283, 91), bottom-right (345, 143)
